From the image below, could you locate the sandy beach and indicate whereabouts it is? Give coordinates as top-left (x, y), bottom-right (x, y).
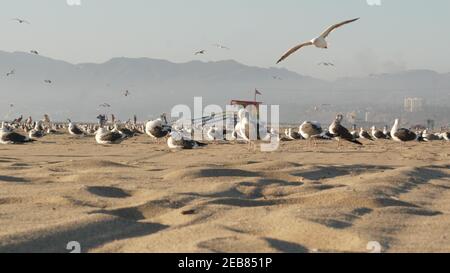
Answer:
top-left (0, 132), bottom-right (449, 253)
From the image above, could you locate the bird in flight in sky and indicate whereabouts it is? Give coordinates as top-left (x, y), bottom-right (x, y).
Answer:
top-left (194, 50), bottom-right (206, 55)
top-left (6, 69), bottom-right (15, 77)
top-left (213, 44), bottom-right (230, 50)
top-left (318, 62), bottom-right (335, 67)
top-left (276, 18), bottom-right (360, 64)
top-left (12, 18), bottom-right (30, 24)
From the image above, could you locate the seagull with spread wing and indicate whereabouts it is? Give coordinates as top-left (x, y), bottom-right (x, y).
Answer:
top-left (276, 18), bottom-right (359, 64)
top-left (6, 69), bottom-right (15, 77)
top-left (213, 44), bottom-right (230, 50)
top-left (194, 50), bottom-right (206, 55)
top-left (12, 18), bottom-right (30, 24)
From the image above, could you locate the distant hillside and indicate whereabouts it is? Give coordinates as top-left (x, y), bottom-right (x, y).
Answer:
top-left (1, 50), bottom-right (449, 122)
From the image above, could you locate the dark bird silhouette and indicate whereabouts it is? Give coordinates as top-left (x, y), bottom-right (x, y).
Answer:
top-left (12, 18), bottom-right (30, 24)
top-left (329, 114), bottom-right (362, 145)
top-left (6, 69), bottom-right (15, 77)
top-left (194, 50), bottom-right (206, 55)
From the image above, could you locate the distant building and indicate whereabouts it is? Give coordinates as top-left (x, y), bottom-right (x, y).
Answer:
top-left (404, 97), bottom-right (425, 112)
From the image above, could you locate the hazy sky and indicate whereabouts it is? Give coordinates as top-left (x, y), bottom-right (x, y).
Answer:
top-left (1, 0), bottom-right (450, 80)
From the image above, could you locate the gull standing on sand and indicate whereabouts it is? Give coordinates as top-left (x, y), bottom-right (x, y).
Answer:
top-left (167, 131), bottom-right (207, 150)
top-left (276, 18), bottom-right (360, 64)
top-left (29, 121), bottom-right (46, 140)
top-left (371, 126), bottom-right (386, 140)
top-left (95, 127), bottom-right (127, 144)
top-left (145, 114), bottom-right (171, 139)
top-left (390, 119), bottom-right (417, 143)
top-left (383, 126), bottom-right (391, 139)
top-left (359, 128), bottom-right (374, 141)
top-left (299, 121), bottom-right (323, 140)
top-left (1, 123), bottom-right (34, 144)
top-left (287, 128), bottom-right (302, 140)
top-left (329, 115), bottom-right (362, 146)
top-left (441, 132), bottom-right (449, 141)
top-left (67, 119), bottom-right (86, 136)
top-left (422, 130), bottom-right (440, 142)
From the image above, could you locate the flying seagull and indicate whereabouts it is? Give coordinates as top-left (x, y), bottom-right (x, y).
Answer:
top-left (318, 62), bottom-right (335, 66)
top-left (124, 90), bottom-right (130, 97)
top-left (276, 18), bottom-right (360, 64)
top-left (194, 50), bottom-right (206, 55)
top-left (12, 18), bottom-right (30, 24)
top-left (213, 44), bottom-right (230, 50)
top-left (44, 80), bottom-right (52, 84)
top-left (6, 69), bottom-right (15, 77)
top-left (30, 50), bottom-right (39, 55)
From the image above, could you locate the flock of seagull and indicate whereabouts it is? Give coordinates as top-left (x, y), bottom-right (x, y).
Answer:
top-left (1, 109), bottom-right (449, 150)
top-left (2, 16), bottom-right (449, 149)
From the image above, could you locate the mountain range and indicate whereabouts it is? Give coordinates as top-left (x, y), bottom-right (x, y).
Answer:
top-left (1, 50), bottom-right (449, 122)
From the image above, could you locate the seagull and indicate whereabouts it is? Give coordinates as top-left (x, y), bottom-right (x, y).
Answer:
top-left (6, 69), bottom-right (15, 77)
top-left (29, 121), bottom-right (46, 139)
top-left (67, 119), bottom-right (86, 136)
top-left (287, 128), bottom-right (302, 140)
top-left (213, 44), bottom-right (230, 50)
top-left (30, 50), bottom-right (39, 55)
top-left (12, 18), bottom-right (30, 24)
top-left (299, 121), bottom-right (323, 139)
top-left (206, 126), bottom-right (221, 141)
top-left (95, 127), bottom-right (127, 144)
top-left (359, 128), bottom-right (374, 141)
top-left (329, 114), bottom-right (362, 146)
top-left (276, 18), bottom-right (360, 64)
top-left (124, 90), bottom-right (130, 97)
top-left (350, 124), bottom-right (359, 139)
top-left (383, 126), bottom-right (391, 139)
top-left (272, 76), bottom-right (283, 80)
top-left (44, 80), bottom-right (52, 84)
top-left (167, 131), bottom-right (207, 150)
top-left (112, 124), bottom-right (136, 138)
top-left (371, 126), bottom-right (386, 140)
top-left (390, 119), bottom-right (417, 143)
top-left (99, 103), bottom-right (111, 108)
top-left (234, 109), bottom-right (258, 142)
top-left (422, 130), bottom-right (440, 142)
top-left (145, 114), bottom-right (171, 139)
top-left (441, 132), bottom-right (450, 141)
top-left (194, 50), bottom-right (206, 55)
top-left (318, 62), bottom-right (335, 66)
top-left (1, 123), bottom-right (34, 144)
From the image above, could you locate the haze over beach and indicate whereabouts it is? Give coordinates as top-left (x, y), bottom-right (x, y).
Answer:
top-left (1, 0), bottom-right (450, 255)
